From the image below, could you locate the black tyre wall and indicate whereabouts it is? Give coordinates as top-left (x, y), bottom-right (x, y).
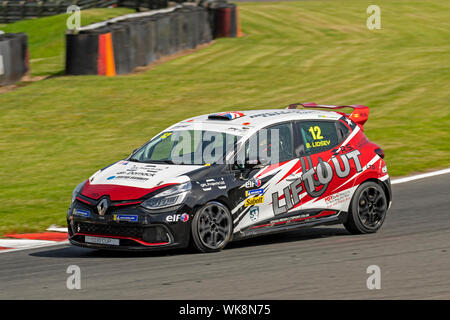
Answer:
top-left (0, 33), bottom-right (28, 86)
top-left (65, 5), bottom-right (217, 76)
top-left (66, 33), bottom-right (98, 75)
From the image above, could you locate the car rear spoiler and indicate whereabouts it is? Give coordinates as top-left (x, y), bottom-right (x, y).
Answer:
top-left (287, 102), bottom-right (369, 126)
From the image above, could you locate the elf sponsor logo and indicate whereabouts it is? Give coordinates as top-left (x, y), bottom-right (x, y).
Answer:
top-left (165, 213), bottom-right (189, 223)
top-left (113, 214), bottom-right (138, 222)
top-left (242, 178), bottom-right (261, 189)
top-left (272, 150), bottom-right (362, 215)
top-left (245, 188), bottom-right (264, 197)
top-left (245, 195), bottom-right (264, 207)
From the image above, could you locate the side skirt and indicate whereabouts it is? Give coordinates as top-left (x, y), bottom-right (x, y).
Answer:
top-left (233, 210), bottom-right (346, 241)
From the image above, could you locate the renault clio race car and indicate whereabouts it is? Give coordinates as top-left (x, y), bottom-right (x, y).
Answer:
top-left (68, 103), bottom-right (392, 253)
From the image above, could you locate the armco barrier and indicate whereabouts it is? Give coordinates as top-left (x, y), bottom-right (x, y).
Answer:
top-left (0, 33), bottom-right (28, 86)
top-left (65, 5), bottom-right (213, 76)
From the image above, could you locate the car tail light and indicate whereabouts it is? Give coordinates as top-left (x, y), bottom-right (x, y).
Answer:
top-left (375, 148), bottom-right (385, 159)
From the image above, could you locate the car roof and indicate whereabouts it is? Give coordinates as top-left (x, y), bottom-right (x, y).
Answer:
top-left (164, 109), bottom-right (343, 137)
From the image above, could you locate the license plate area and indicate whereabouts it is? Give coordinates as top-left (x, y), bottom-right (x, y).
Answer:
top-left (85, 236), bottom-right (120, 246)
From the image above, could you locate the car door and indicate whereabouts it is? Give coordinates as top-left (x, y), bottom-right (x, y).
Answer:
top-left (232, 121), bottom-right (298, 231)
top-left (293, 119), bottom-right (350, 211)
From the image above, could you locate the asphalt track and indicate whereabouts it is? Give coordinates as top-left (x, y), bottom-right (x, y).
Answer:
top-left (0, 173), bottom-right (449, 299)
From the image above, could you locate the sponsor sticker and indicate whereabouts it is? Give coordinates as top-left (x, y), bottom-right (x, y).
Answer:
top-left (245, 188), bottom-right (264, 197)
top-left (306, 140), bottom-right (331, 148)
top-left (166, 213), bottom-right (190, 223)
top-left (85, 236), bottom-right (119, 246)
top-left (249, 207), bottom-right (259, 222)
top-left (245, 195), bottom-right (264, 207)
top-left (161, 132), bottom-right (173, 139)
top-left (242, 178), bottom-right (261, 189)
top-left (73, 208), bottom-right (90, 217)
top-left (198, 178), bottom-right (226, 191)
top-left (113, 214), bottom-right (138, 222)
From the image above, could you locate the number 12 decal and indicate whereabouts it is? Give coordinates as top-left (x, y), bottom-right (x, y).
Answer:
top-left (309, 126), bottom-right (323, 140)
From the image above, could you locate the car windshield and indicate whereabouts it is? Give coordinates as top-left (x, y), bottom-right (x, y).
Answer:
top-left (129, 130), bottom-right (240, 165)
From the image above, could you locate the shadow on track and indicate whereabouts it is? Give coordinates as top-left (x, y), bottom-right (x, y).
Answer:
top-left (226, 226), bottom-right (349, 250)
top-left (29, 226), bottom-right (349, 259)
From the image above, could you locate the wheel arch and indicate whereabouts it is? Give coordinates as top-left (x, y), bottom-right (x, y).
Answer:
top-left (360, 178), bottom-right (391, 207)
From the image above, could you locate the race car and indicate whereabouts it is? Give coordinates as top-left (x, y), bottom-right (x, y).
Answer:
top-left (68, 103), bottom-right (392, 253)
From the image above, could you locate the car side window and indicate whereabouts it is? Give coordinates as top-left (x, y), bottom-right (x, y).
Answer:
top-left (336, 121), bottom-right (350, 142)
top-left (244, 122), bottom-right (294, 164)
top-left (296, 121), bottom-right (339, 155)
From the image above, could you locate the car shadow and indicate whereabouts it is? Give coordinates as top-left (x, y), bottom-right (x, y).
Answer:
top-left (29, 245), bottom-right (189, 259)
top-left (226, 226), bottom-right (349, 250)
top-left (30, 226), bottom-right (350, 259)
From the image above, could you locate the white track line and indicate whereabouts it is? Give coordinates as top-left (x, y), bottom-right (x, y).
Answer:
top-left (0, 240), bottom-right (69, 254)
top-left (391, 168), bottom-right (450, 185)
top-left (0, 239), bottom-right (56, 248)
top-left (46, 226), bottom-right (68, 233)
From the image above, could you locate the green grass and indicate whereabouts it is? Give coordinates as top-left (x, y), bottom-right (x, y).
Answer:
top-left (0, 8), bottom-right (134, 76)
top-left (0, 0), bottom-right (449, 235)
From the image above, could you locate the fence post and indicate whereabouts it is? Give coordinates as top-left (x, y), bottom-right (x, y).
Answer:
top-left (37, 1), bottom-right (43, 19)
top-left (2, 1), bottom-right (8, 24)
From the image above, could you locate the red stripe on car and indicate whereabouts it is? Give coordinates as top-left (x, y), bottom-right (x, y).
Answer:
top-left (81, 181), bottom-right (177, 201)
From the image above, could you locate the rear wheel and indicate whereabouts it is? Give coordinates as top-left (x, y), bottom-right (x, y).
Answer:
top-left (344, 181), bottom-right (388, 234)
top-left (191, 201), bottom-right (233, 253)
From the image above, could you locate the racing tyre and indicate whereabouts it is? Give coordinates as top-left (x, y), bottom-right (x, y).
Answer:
top-left (344, 181), bottom-right (388, 234)
top-left (191, 201), bottom-right (233, 253)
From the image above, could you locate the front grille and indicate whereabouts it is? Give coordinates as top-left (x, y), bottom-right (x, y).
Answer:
top-left (74, 222), bottom-right (144, 239)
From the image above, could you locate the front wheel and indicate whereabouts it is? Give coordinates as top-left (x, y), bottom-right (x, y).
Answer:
top-left (191, 201), bottom-right (233, 253)
top-left (344, 181), bottom-right (388, 234)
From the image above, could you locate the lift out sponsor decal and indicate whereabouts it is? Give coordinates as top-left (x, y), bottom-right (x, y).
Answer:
top-left (272, 150), bottom-right (362, 215)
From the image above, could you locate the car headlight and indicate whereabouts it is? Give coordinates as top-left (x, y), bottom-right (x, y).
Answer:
top-left (141, 182), bottom-right (191, 210)
top-left (71, 180), bottom-right (87, 204)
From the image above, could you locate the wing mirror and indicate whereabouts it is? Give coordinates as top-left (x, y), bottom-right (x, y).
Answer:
top-left (244, 158), bottom-right (268, 170)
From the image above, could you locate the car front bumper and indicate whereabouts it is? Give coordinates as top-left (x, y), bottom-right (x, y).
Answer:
top-left (67, 199), bottom-right (192, 251)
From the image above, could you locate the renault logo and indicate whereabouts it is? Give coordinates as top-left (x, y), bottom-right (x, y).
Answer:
top-left (97, 198), bottom-right (109, 216)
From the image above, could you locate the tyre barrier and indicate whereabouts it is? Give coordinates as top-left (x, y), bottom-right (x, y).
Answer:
top-left (0, 33), bottom-right (28, 86)
top-left (208, 2), bottom-right (241, 38)
top-left (65, 5), bottom-right (213, 76)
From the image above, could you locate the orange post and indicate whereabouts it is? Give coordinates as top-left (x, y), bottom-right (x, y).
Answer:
top-left (97, 33), bottom-right (116, 76)
top-left (236, 7), bottom-right (243, 38)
